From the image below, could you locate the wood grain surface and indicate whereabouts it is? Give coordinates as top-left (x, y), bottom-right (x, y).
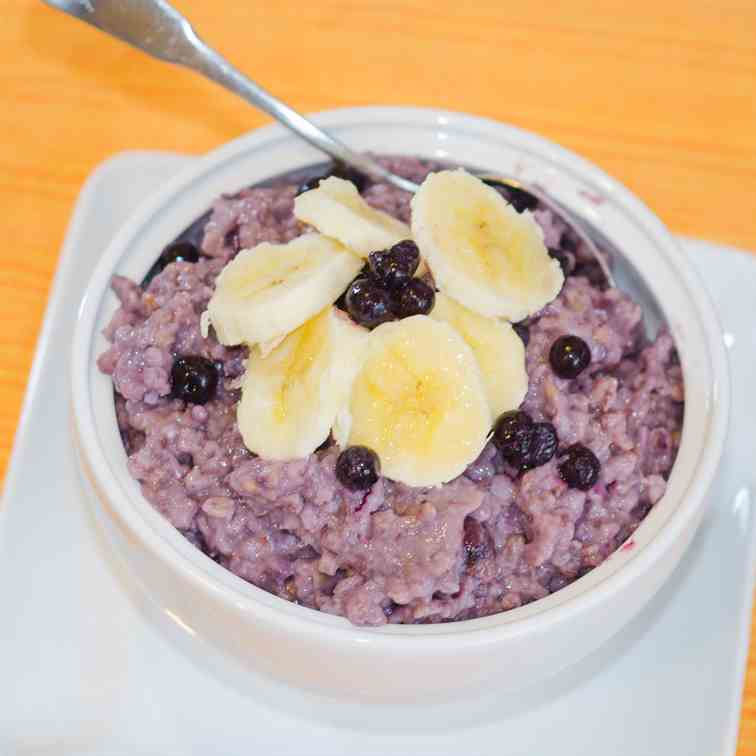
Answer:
top-left (2, 0), bottom-right (755, 749)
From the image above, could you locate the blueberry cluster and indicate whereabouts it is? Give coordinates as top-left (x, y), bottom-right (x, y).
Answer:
top-left (317, 326), bottom-right (599, 494)
top-left (341, 240), bottom-right (436, 329)
top-left (492, 408), bottom-right (600, 489)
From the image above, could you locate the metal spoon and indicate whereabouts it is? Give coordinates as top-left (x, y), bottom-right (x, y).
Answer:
top-left (42, 0), bottom-right (614, 286)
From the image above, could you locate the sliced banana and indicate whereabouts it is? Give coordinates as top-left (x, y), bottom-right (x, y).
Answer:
top-left (430, 292), bottom-right (527, 418)
top-left (345, 315), bottom-right (491, 488)
top-left (411, 169), bottom-right (563, 321)
top-left (294, 177), bottom-right (410, 258)
top-left (206, 233), bottom-right (362, 347)
top-left (238, 307), bottom-right (368, 460)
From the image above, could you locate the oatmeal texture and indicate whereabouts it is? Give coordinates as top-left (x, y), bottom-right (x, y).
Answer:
top-left (98, 156), bottom-right (683, 626)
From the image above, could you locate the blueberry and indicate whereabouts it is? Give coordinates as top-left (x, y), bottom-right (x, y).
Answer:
top-left (335, 446), bottom-right (381, 491)
top-left (171, 355), bottom-right (219, 405)
top-left (513, 322), bottom-right (530, 347)
top-left (296, 162), bottom-right (368, 196)
top-left (482, 179), bottom-right (539, 213)
top-left (492, 411), bottom-right (533, 464)
top-left (335, 265), bottom-right (370, 312)
top-left (558, 444), bottom-right (600, 490)
top-left (368, 240), bottom-right (420, 289)
top-left (549, 335), bottom-right (591, 379)
top-left (161, 241), bottom-right (200, 265)
top-left (345, 277), bottom-right (394, 328)
top-left (143, 241), bottom-right (201, 286)
top-left (493, 412), bottom-right (558, 471)
top-left (519, 422), bottom-right (558, 470)
top-left (391, 278), bottom-right (435, 318)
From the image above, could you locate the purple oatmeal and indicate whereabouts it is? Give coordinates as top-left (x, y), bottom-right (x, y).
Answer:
top-left (98, 156), bottom-right (684, 626)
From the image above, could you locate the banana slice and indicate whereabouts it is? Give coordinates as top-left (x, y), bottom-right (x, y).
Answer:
top-left (411, 169), bottom-right (563, 321)
top-left (430, 292), bottom-right (527, 417)
top-left (238, 307), bottom-right (368, 460)
top-left (294, 177), bottom-right (410, 258)
top-left (206, 233), bottom-right (362, 346)
top-left (345, 315), bottom-right (491, 487)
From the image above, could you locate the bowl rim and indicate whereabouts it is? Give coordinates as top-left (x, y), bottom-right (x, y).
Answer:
top-left (71, 105), bottom-right (729, 648)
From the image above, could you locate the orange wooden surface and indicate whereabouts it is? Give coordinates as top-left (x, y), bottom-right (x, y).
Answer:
top-left (2, 0), bottom-right (755, 749)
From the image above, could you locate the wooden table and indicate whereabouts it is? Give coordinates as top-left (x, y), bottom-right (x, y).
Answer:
top-left (2, 0), bottom-right (755, 749)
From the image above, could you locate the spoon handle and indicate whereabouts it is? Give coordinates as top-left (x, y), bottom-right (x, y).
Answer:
top-left (41, 0), bottom-right (419, 192)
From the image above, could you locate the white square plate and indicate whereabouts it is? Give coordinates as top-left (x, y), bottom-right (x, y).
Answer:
top-left (1, 152), bottom-right (754, 756)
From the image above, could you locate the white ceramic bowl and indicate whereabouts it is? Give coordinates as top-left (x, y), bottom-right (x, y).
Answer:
top-left (71, 107), bottom-right (729, 703)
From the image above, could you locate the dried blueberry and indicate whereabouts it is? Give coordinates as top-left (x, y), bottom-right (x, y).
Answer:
top-left (558, 444), bottom-right (600, 490)
top-left (549, 335), bottom-right (591, 379)
top-left (171, 355), bottom-right (219, 405)
top-left (143, 241), bottom-right (201, 286)
top-left (513, 322), bottom-right (530, 347)
top-left (482, 179), bottom-right (539, 213)
top-left (345, 277), bottom-right (394, 328)
top-left (492, 411), bottom-right (533, 464)
top-left (391, 278), bottom-right (435, 318)
top-left (368, 240), bottom-right (420, 290)
top-left (335, 446), bottom-right (381, 491)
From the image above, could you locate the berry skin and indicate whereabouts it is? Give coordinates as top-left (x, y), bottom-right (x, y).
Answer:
top-left (345, 277), bottom-right (395, 329)
top-left (368, 240), bottom-right (420, 290)
top-left (336, 446), bottom-right (381, 491)
top-left (492, 411), bottom-right (534, 464)
top-left (549, 335), bottom-right (591, 379)
top-left (518, 422), bottom-right (558, 470)
top-left (493, 412), bottom-right (559, 472)
top-left (171, 355), bottom-right (219, 405)
top-left (391, 278), bottom-right (435, 318)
